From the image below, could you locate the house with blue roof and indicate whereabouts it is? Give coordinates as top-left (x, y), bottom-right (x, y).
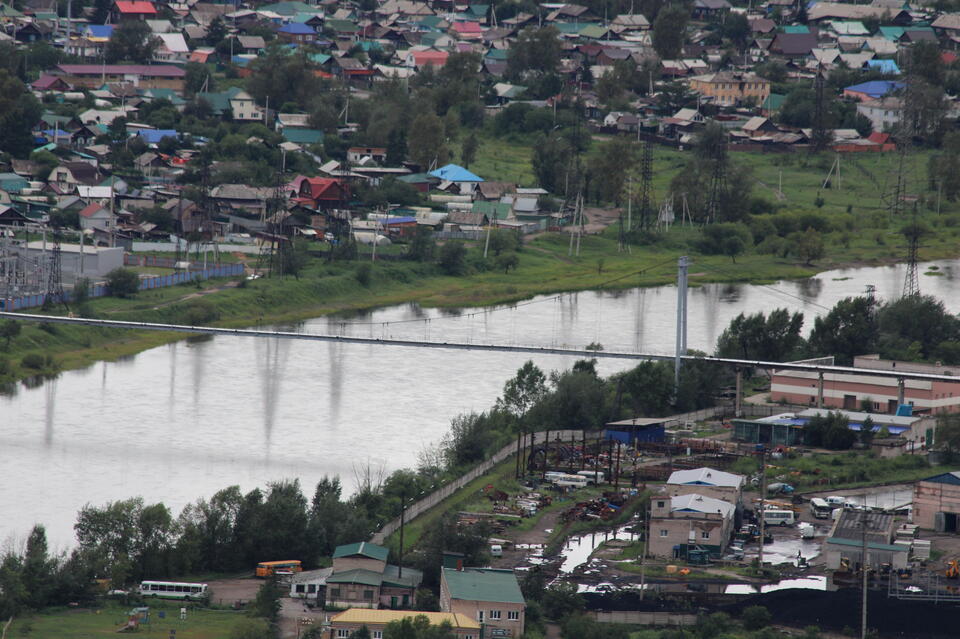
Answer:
top-left (277, 22), bottom-right (315, 44)
top-left (843, 80), bottom-right (904, 101)
top-left (138, 129), bottom-right (179, 146)
top-left (429, 164), bottom-right (484, 194)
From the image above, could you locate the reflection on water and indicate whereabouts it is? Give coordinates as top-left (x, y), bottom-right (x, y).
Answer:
top-left (5, 259), bottom-right (960, 547)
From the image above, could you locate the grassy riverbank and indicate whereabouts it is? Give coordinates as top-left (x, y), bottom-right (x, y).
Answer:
top-left (4, 189), bottom-right (960, 386)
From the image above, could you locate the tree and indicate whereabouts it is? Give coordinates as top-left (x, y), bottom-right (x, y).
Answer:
top-left (937, 413), bottom-right (960, 460)
top-left (507, 26), bottom-right (561, 81)
top-left (0, 70), bottom-right (42, 158)
top-left (722, 12), bottom-right (751, 52)
top-left (807, 296), bottom-right (879, 366)
top-left (105, 268), bottom-right (140, 298)
top-left (0, 319), bottom-right (20, 348)
top-left (408, 226), bottom-right (436, 262)
top-left (461, 132), bottom-right (479, 169)
top-left (715, 309), bottom-right (805, 362)
top-left (249, 576), bottom-right (283, 622)
top-left (722, 235), bottom-right (746, 263)
top-left (105, 21), bottom-right (160, 64)
top-left (499, 361), bottom-right (547, 420)
top-left (652, 4), bottom-right (689, 60)
top-left (407, 112), bottom-right (448, 171)
top-left (531, 134), bottom-right (573, 194)
top-left (495, 252), bottom-right (519, 273)
top-left (877, 295), bottom-right (960, 361)
top-left (21, 525), bottom-right (55, 609)
top-left (541, 582), bottom-right (585, 620)
top-left (184, 62), bottom-right (212, 96)
top-left (794, 227), bottom-right (825, 265)
top-left (438, 242), bottom-right (466, 276)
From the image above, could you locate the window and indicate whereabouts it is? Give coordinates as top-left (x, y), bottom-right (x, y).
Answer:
top-left (701, 531), bottom-right (710, 539)
top-left (295, 585), bottom-right (305, 593)
top-left (308, 584), bottom-right (316, 593)
top-left (330, 588), bottom-right (341, 598)
top-left (337, 630), bottom-right (350, 638)
top-left (660, 529), bottom-right (669, 537)
top-left (508, 611), bottom-right (520, 621)
top-left (478, 611), bottom-right (484, 622)
top-left (489, 610), bottom-right (501, 620)
top-left (656, 500), bottom-right (665, 508)
top-left (373, 633), bottom-right (383, 639)
top-left (363, 590), bottom-right (374, 600)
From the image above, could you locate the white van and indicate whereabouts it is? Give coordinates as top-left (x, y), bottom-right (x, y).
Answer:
top-left (761, 509), bottom-right (796, 526)
top-left (576, 470), bottom-right (606, 484)
top-left (490, 544), bottom-right (503, 557)
top-left (826, 496), bottom-right (847, 507)
top-left (553, 474), bottom-right (589, 489)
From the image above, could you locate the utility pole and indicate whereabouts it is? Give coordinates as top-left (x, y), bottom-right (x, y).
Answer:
top-left (758, 445), bottom-right (766, 569)
top-left (674, 256), bottom-right (689, 390)
top-left (860, 500), bottom-right (868, 639)
top-left (398, 492), bottom-right (405, 579)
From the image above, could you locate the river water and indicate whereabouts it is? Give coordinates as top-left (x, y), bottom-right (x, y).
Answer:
top-left (3, 259), bottom-right (960, 549)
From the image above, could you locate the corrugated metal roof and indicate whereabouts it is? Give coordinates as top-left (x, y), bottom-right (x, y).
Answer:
top-left (921, 471), bottom-right (960, 486)
top-left (333, 541), bottom-right (389, 561)
top-left (326, 569), bottom-right (383, 586)
top-left (442, 568), bottom-right (525, 604)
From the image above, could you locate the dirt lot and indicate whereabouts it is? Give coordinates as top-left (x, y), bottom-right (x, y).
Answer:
top-left (207, 577), bottom-right (260, 607)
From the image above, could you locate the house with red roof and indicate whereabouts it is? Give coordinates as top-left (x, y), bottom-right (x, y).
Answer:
top-left (406, 49), bottom-right (449, 69)
top-left (32, 74), bottom-right (72, 92)
top-left (113, 0), bottom-right (157, 21)
top-left (449, 21), bottom-right (482, 40)
top-left (78, 202), bottom-right (115, 232)
top-left (297, 177), bottom-right (349, 209)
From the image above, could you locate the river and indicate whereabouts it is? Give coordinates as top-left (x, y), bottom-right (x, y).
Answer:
top-left (3, 259), bottom-right (959, 549)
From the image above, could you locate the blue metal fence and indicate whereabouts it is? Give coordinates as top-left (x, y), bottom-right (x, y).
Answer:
top-left (0, 263), bottom-right (244, 310)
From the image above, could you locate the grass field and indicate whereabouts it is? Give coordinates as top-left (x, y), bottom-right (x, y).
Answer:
top-left (6, 603), bottom-right (246, 639)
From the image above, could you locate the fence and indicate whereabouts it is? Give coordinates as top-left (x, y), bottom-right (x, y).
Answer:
top-left (370, 429), bottom-right (591, 544)
top-left (591, 611), bottom-right (697, 626)
top-left (0, 263), bottom-right (245, 311)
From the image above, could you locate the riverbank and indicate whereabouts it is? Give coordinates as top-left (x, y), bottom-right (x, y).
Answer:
top-left (4, 227), bottom-right (959, 386)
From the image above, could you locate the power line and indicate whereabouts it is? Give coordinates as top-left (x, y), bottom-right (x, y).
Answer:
top-left (696, 261), bottom-right (834, 312)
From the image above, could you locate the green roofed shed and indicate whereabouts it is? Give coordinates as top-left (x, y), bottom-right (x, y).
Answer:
top-left (333, 541), bottom-right (390, 562)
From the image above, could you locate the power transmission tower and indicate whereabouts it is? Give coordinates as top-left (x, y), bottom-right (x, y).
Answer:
top-left (704, 132), bottom-right (728, 224)
top-left (43, 230), bottom-right (66, 310)
top-left (637, 140), bottom-right (654, 230)
top-left (882, 69), bottom-right (919, 297)
top-left (811, 66), bottom-right (830, 152)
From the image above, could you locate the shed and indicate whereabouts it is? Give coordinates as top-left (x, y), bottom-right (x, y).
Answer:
top-left (604, 417), bottom-right (667, 444)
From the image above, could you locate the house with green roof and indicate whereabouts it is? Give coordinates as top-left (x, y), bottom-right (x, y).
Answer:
top-left (282, 128), bottom-right (324, 146)
top-left (259, 1), bottom-right (316, 16)
top-left (440, 567), bottom-right (525, 636)
top-left (327, 541), bottom-right (422, 609)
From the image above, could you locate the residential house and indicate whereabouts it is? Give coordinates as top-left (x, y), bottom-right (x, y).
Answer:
top-left (932, 14), bottom-right (960, 46)
top-left (843, 80), bottom-right (904, 101)
top-left (328, 610), bottom-right (480, 639)
top-left (197, 87), bottom-right (264, 121)
top-left (78, 201), bottom-right (115, 232)
top-left (113, 0), bottom-right (157, 22)
top-left (742, 116), bottom-right (780, 137)
top-left (55, 64), bottom-right (185, 90)
top-left (209, 184), bottom-right (273, 217)
top-left (49, 161), bottom-right (101, 189)
top-left (688, 71), bottom-right (771, 107)
top-left (236, 35), bottom-right (265, 54)
top-left (769, 32), bottom-right (819, 61)
top-left (347, 147), bottom-right (387, 164)
top-left (857, 97), bottom-right (902, 132)
top-left (807, 2), bottom-right (909, 25)
top-left (692, 0), bottom-right (731, 19)
top-left (289, 568), bottom-right (332, 602)
top-left (406, 49), bottom-right (449, 69)
top-left (277, 22), bottom-right (315, 44)
top-left (154, 33), bottom-right (190, 63)
top-left (326, 542), bottom-right (422, 610)
top-left (428, 164), bottom-right (484, 195)
top-left (440, 567), bottom-right (525, 637)
top-left (913, 472), bottom-right (960, 531)
top-left (32, 74), bottom-right (72, 92)
top-left (648, 493), bottom-right (735, 559)
top-left (297, 177), bottom-right (348, 209)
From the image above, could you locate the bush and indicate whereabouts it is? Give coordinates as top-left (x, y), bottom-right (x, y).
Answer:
top-left (21, 353), bottom-right (53, 370)
top-left (181, 300), bottom-right (219, 325)
top-left (105, 268), bottom-right (140, 298)
top-left (741, 605), bottom-right (772, 631)
top-left (438, 242), bottom-right (467, 276)
top-left (355, 262), bottom-right (373, 287)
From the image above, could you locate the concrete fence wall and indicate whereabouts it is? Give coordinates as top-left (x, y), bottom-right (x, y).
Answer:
top-left (591, 611), bottom-right (697, 626)
top-left (370, 429), bottom-right (592, 544)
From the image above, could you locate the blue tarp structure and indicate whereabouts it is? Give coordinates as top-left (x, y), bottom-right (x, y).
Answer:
top-left (866, 59), bottom-right (900, 75)
top-left (138, 129), bottom-right (178, 144)
top-left (845, 80), bottom-right (904, 99)
top-left (606, 424), bottom-right (665, 445)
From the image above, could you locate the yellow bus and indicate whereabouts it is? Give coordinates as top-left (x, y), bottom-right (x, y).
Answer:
top-left (255, 560), bottom-right (303, 578)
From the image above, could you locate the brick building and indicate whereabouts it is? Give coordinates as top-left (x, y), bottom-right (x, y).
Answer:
top-left (913, 471), bottom-right (960, 532)
top-left (688, 71), bottom-right (770, 107)
top-left (440, 568), bottom-right (525, 638)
